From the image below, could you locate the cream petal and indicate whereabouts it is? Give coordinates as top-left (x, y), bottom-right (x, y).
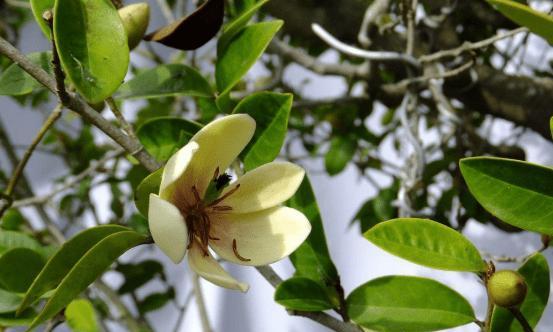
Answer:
top-left (148, 194), bottom-right (188, 263)
top-left (210, 206), bottom-right (311, 266)
top-left (218, 162), bottom-right (305, 213)
top-left (188, 241), bottom-right (249, 292)
top-left (181, 114), bottom-right (255, 197)
top-left (159, 141), bottom-right (199, 200)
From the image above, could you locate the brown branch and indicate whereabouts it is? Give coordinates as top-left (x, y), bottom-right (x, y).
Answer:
top-left (0, 36), bottom-right (160, 172)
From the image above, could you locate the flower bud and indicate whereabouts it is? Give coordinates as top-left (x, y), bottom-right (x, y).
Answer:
top-left (118, 3), bottom-right (150, 50)
top-left (487, 270), bottom-right (527, 308)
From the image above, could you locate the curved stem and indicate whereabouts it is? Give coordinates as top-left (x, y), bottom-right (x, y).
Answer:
top-left (509, 307), bottom-right (533, 332)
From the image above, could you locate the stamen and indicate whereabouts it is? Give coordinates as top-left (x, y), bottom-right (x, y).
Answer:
top-left (212, 167), bottom-right (220, 180)
top-left (210, 205), bottom-right (233, 211)
top-left (191, 185), bottom-right (201, 203)
top-left (209, 184), bottom-right (241, 207)
top-left (232, 239), bottom-right (251, 262)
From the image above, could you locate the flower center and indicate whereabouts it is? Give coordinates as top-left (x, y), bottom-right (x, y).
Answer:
top-left (172, 169), bottom-right (250, 262)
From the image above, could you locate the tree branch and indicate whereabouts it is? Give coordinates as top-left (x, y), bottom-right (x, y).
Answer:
top-left (0, 36), bottom-right (160, 172)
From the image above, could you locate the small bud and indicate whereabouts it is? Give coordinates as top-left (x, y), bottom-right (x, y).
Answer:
top-left (487, 270), bottom-right (527, 308)
top-left (118, 3), bottom-right (150, 50)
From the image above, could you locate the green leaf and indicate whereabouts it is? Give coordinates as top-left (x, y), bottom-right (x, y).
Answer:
top-left (137, 288), bottom-right (175, 314)
top-left (134, 168), bottom-right (163, 217)
top-left (487, 0), bottom-right (553, 44)
top-left (347, 276), bottom-right (476, 332)
top-left (65, 299), bottom-right (100, 332)
top-left (274, 277), bottom-right (335, 311)
top-left (18, 225), bottom-right (129, 314)
top-left (0, 52), bottom-right (53, 96)
top-left (137, 117), bottom-right (202, 162)
top-left (116, 64), bottom-right (213, 99)
top-left (364, 218), bottom-right (486, 272)
top-left (0, 310), bottom-right (36, 327)
top-left (0, 248), bottom-right (45, 293)
top-left (1, 209), bottom-right (26, 231)
top-left (217, 0), bottom-right (269, 55)
top-left (54, 0), bottom-right (129, 102)
top-left (325, 136), bottom-right (356, 175)
top-left (491, 253), bottom-right (550, 332)
top-left (352, 184), bottom-right (398, 233)
top-left (460, 157), bottom-right (553, 235)
top-left (233, 92), bottom-right (292, 171)
top-left (116, 260), bottom-right (163, 294)
top-left (28, 230), bottom-right (147, 330)
top-left (288, 177), bottom-right (340, 306)
top-left (0, 288), bottom-right (23, 314)
top-left (30, 0), bottom-right (55, 39)
top-left (215, 20), bottom-right (283, 94)
top-left (0, 230), bottom-right (42, 255)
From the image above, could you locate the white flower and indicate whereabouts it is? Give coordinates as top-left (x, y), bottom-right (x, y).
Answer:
top-left (148, 114), bottom-right (311, 292)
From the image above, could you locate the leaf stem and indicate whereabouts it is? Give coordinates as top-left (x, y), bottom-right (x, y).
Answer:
top-left (509, 307), bottom-right (533, 332)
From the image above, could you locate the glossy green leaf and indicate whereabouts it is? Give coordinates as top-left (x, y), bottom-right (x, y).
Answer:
top-left (30, 0), bottom-right (55, 38)
top-left (288, 177), bottom-right (340, 306)
top-left (65, 299), bottom-right (100, 332)
top-left (0, 248), bottom-right (44, 293)
top-left (325, 136), bottom-right (356, 175)
top-left (215, 20), bottom-right (283, 94)
top-left (233, 92), bottom-right (292, 170)
top-left (487, 0), bottom-right (553, 44)
top-left (364, 218), bottom-right (486, 272)
top-left (0, 289), bottom-right (23, 314)
top-left (116, 64), bottom-right (213, 99)
top-left (491, 253), bottom-right (550, 332)
top-left (28, 230), bottom-right (147, 330)
top-left (460, 157), bottom-right (553, 235)
top-left (0, 52), bottom-right (53, 96)
top-left (54, 0), bottom-right (129, 102)
top-left (18, 225), bottom-right (129, 314)
top-left (274, 277), bottom-right (335, 311)
top-left (217, 0), bottom-right (269, 55)
top-left (137, 117), bottom-right (202, 162)
top-left (347, 276), bottom-right (476, 332)
top-left (134, 167), bottom-right (163, 217)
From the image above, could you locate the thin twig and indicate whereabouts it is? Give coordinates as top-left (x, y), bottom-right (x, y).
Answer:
top-left (268, 39), bottom-right (369, 78)
top-left (106, 97), bottom-right (138, 140)
top-left (12, 148), bottom-right (124, 208)
top-left (94, 280), bottom-right (142, 332)
top-left (155, 0), bottom-right (176, 22)
top-left (357, 0), bottom-right (391, 47)
top-left (311, 23), bottom-right (420, 68)
top-left (0, 104), bottom-right (63, 216)
top-left (0, 36), bottom-right (159, 172)
top-left (255, 266), bottom-right (362, 332)
top-left (420, 27), bottom-right (528, 63)
top-left (192, 274), bottom-right (213, 332)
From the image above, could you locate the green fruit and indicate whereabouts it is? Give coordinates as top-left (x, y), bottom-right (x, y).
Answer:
top-left (487, 270), bottom-right (527, 308)
top-left (118, 3), bottom-right (150, 50)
